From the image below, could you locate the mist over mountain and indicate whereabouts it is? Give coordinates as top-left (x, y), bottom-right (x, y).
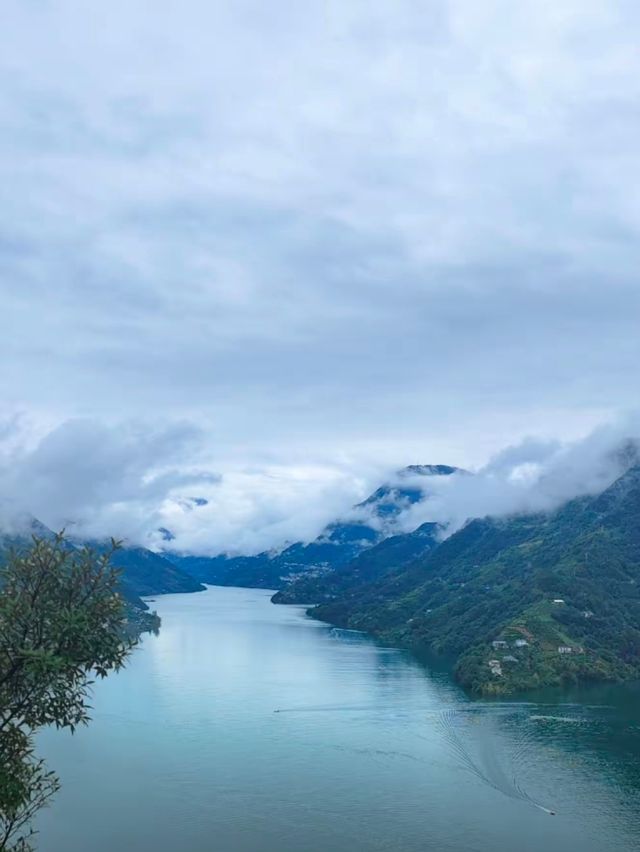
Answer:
top-left (0, 417), bottom-right (638, 562)
top-left (167, 464), bottom-right (460, 587)
top-left (393, 425), bottom-right (640, 540)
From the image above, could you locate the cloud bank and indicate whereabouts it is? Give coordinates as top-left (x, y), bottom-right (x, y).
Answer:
top-left (0, 414), bottom-right (638, 556)
top-left (395, 417), bottom-right (640, 537)
top-left (0, 415), bottom-right (375, 554)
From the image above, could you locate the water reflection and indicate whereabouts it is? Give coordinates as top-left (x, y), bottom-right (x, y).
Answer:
top-left (37, 586), bottom-right (640, 852)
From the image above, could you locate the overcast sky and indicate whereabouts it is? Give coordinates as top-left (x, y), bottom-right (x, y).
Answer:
top-left (1, 1), bottom-right (639, 552)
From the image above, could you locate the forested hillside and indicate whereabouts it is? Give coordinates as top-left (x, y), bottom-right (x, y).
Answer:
top-left (272, 522), bottom-right (442, 604)
top-left (302, 466), bottom-right (640, 694)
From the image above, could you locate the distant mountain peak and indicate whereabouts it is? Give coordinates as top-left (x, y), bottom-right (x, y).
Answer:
top-left (356, 463), bottom-right (462, 517)
top-left (398, 464), bottom-right (462, 477)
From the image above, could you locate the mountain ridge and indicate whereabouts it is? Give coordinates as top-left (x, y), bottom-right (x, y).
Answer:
top-left (301, 464), bottom-right (640, 694)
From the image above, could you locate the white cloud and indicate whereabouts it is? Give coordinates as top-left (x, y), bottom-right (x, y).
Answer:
top-left (0, 413), bottom-right (637, 557)
top-left (153, 464), bottom-right (374, 556)
top-left (398, 415), bottom-right (640, 536)
top-left (0, 418), bottom-right (216, 543)
top-left (0, 416), bottom-right (381, 553)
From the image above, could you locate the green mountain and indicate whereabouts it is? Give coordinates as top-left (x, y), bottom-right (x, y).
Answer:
top-left (299, 465), bottom-right (640, 695)
top-left (0, 519), bottom-right (204, 634)
top-left (104, 545), bottom-right (206, 598)
top-left (169, 465), bottom-right (460, 588)
top-left (171, 527), bottom-right (384, 589)
top-left (272, 522), bottom-right (442, 604)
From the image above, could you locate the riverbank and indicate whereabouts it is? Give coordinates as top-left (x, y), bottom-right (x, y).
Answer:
top-left (37, 587), bottom-right (640, 852)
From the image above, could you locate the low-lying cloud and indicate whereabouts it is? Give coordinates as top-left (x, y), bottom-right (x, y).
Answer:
top-left (0, 417), bottom-right (218, 544)
top-left (393, 416), bottom-right (640, 537)
top-left (0, 413), bottom-right (638, 557)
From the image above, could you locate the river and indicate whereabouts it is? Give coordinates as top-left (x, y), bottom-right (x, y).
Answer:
top-left (36, 586), bottom-right (640, 851)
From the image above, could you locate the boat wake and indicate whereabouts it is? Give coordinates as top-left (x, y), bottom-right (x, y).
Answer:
top-left (438, 710), bottom-right (555, 815)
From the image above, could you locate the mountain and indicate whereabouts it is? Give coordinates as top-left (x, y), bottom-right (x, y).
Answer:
top-left (0, 517), bottom-right (204, 634)
top-left (167, 525), bottom-right (380, 589)
top-left (272, 522), bottom-right (442, 604)
top-left (169, 464), bottom-right (461, 588)
top-left (0, 520), bottom-right (159, 633)
top-left (356, 465), bottom-right (459, 516)
top-left (300, 465), bottom-right (640, 695)
top-left (0, 515), bottom-right (58, 549)
top-left (101, 545), bottom-right (206, 597)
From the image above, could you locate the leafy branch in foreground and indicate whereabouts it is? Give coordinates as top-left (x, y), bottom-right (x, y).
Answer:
top-left (0, 534), bottom-right (135, 851)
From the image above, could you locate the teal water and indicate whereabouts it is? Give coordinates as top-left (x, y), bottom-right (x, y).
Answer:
top-left (37, 586), bottom-right (640, 851)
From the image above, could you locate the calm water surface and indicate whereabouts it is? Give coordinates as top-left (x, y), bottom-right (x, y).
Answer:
top-left (37, 586), bottom-right (640, 851)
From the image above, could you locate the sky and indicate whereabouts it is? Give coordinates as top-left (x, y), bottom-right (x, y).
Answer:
top-left (1, 1), bottom-right (640, 553)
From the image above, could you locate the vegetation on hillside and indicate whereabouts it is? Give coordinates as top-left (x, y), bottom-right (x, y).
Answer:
top-left (304, 466), bottom-right (640, 695)
top-left (2, 518), bottom-right (203, 606)
top-left (105, 545), bottom-right (205, 598)
top-left (272, 522), bottom-right (441, 604)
